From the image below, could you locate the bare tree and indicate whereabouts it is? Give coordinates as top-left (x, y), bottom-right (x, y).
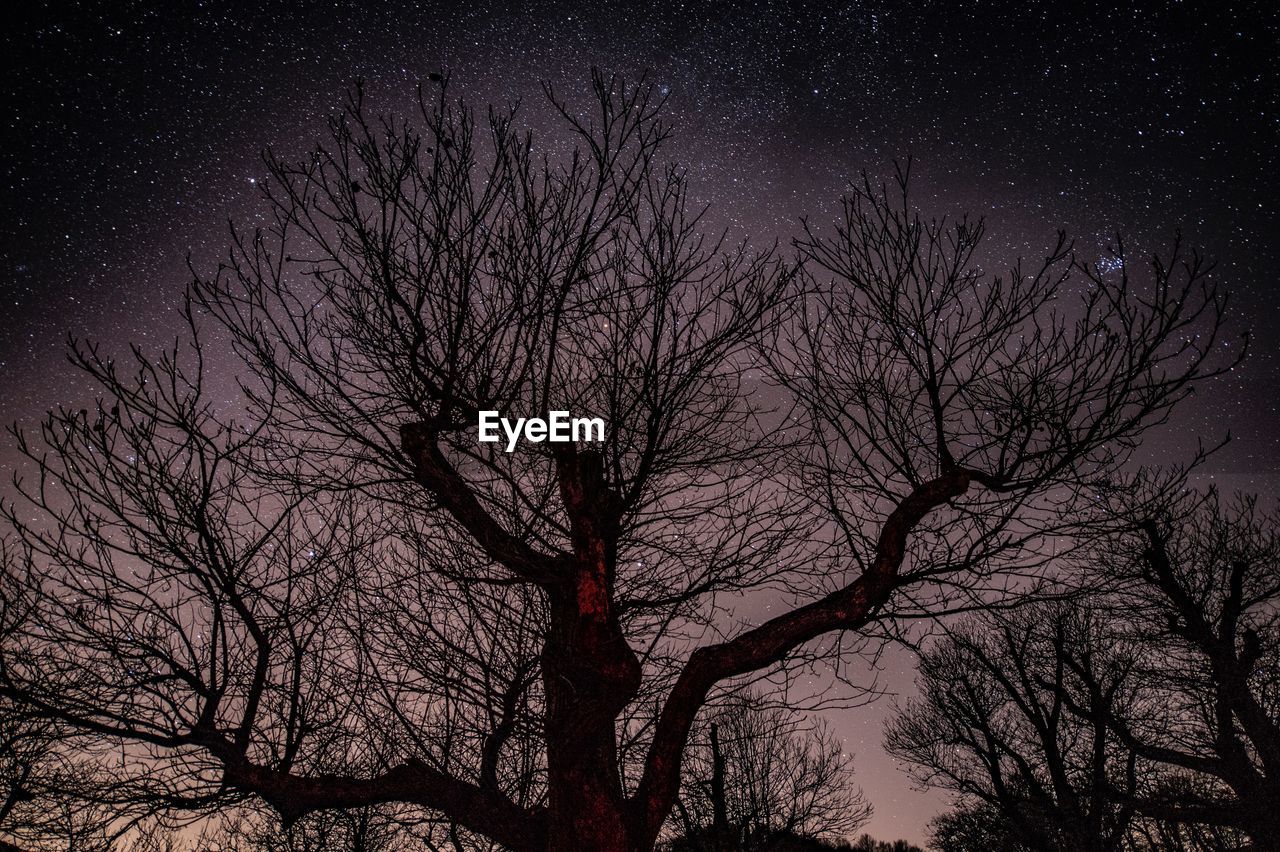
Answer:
top-left (886, 604), bottom-right (1145, 852)
top-left (668, 695), bottom-right (871, 850)
top-left (926, 800), bottom-right (1035, 852)
top-left (889, 485), bottom-right (1275, 851)
top-left (847, 835), bottom-right (926, 852)
top-left (0, 70), bottom-right (1235, 852)
top-left (1067, 486), bottom-right (1280, 846)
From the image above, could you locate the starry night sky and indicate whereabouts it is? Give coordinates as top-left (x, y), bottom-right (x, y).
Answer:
top-left (3, 0), bottom-right (1278, 843)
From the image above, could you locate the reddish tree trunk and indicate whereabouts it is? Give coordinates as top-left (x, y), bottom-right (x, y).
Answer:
top-left (544, 451), bottom-right (642, 851)
top-left (541, 583), bottom-right (639, 851)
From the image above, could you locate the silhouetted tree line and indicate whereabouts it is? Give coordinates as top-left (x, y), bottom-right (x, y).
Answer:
top-left (0, 71), bottom-right (1248, 851)
top-left (665, 829), bottom-right (925, 852)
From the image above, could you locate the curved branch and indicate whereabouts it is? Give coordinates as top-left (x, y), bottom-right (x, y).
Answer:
top-left (400, 421), bottom-right (561, 582)
top-left (630, 468), bottom-right (976, 841)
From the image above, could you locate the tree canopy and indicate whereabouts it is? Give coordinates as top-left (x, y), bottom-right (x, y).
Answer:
top-left (0, 73), bottom-right (1237, 852)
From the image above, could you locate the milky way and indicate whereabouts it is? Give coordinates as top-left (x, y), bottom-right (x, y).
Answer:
top-left (3, 0), bottom-right (1278, 843)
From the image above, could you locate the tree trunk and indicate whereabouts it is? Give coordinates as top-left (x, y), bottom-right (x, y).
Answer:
top-left (542, 576), bottom-right (642, 851)
top-left (544, 450), bottom-right (642, 851)
top-left (540, 524), bottom-right (640, 844)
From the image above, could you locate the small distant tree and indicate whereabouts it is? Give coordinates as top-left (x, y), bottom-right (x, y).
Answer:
top-left (668, 695), bottom-right (871, 850)
top-left (846, 834), bottom-right (926, 852)
top-left (0, 70), bottom-right (1234, 851)
top-left (927, 801), bottom-right (1032, 852)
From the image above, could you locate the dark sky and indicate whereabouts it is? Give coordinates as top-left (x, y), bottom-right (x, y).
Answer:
top-left (3, 0), bottom-right (1278, 843)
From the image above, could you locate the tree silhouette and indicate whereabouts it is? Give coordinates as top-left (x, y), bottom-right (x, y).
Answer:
top-left (887, 605), bottom-right (1144, 852)
top-left (0, 72), bottom-right (1235, 851)
top-left (1072, 486), bottom-right (1280, 846)
top-left (926, 800), bottom-right (1035, 852)
top-left (669, 694), bottom-right (871, 850)
top-left (890, 486), bottom-right (1275, 851)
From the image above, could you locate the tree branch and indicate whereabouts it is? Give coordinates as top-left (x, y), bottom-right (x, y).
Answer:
top-left (630, 468), bottom-right (976, 841)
